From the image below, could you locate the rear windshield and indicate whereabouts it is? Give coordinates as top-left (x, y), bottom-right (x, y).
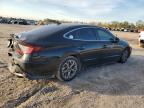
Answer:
top-left (18, 24), bottom-right (69, 46)
top-left (25, 24), bottom-right (68, 36)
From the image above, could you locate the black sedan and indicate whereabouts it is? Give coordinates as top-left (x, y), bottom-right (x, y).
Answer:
top-left (8, 24), bottom-right (132, 81)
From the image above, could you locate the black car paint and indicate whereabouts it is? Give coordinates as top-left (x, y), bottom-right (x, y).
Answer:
top-left (8, 24), bottom-right (132, 79)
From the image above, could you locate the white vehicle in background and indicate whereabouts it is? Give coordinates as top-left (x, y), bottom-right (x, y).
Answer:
top-left (139, 31), bottom-right (144, 47)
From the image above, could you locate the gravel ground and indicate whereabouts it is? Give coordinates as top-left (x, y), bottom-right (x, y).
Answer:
top-left (0, 24), bottom-right (144, 108)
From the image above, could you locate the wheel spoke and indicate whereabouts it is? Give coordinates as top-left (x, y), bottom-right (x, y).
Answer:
top-left (61, 59), bottom-right (78, 79)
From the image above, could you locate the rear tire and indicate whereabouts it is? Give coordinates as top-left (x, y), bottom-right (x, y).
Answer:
top-left (119, 49), bottom-right (129, 63)
top-left (56, 56), bottom-right (81, 81)
top-left (139, 41), bottom-right (144, 47)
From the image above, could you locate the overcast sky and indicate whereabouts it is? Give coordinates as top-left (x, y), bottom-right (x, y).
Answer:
top-left (0, 0), bottom-right (144, 22)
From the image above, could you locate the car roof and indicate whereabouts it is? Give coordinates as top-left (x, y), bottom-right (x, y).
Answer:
top-left (19, 23), bottom-right (103, 46)
top-left (39, 23), bottom-right (100, 30)
top-left (22, 23), bottom-right (101, 38)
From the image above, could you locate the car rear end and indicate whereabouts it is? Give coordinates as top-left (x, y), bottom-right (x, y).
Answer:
top-left (139, 31), bottom-right (144, 47)
top-left (7, 34), bottom-right (55, 79)
top-left (7, 25), bottom-right (72, 79)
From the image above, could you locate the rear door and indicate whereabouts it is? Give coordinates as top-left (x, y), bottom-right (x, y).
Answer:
top-left (65, 27), bottom-right (101, 64)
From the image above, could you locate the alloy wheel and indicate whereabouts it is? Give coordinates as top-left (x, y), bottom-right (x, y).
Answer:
top-left (121, 50), bottom-right (128, 63)
top-left (61, 59), bottom-right (78, 80)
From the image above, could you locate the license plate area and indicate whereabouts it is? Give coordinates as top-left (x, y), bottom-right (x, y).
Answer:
top-left (8, 60), bottom-right (25, 77)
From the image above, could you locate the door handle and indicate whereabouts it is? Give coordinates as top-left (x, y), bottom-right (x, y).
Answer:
top-left (103, 44), bottom-right (113, 48)
top-left (103, 44), bottom-right (108, 48)
top-left (78, 46), bottom-right (85, 50)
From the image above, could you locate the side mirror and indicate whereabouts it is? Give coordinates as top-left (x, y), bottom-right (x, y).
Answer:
top-left (115, 37), bottom-right (119, 42)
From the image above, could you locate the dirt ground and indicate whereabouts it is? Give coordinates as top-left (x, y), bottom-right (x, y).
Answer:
top-left (0, 24), bottom-right (144, 108)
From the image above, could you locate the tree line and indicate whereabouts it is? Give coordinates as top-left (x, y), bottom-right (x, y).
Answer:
top-left (1, 16), bottom-right (143, 31)
top-left (38, 18), bottom-right (144, 31)
top-left (95, 20), bottom-right (144, 31)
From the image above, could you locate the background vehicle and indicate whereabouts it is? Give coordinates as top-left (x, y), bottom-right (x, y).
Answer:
top-left (139, 31), bottom-right (144, 47)
top-left (7, 24), bottom-right (132, 81)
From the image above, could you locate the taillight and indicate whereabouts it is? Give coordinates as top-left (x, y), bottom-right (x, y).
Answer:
top-left (23, 45), bottom-right (42, 54)
top-left (17, 44), bottom-right (43, 54)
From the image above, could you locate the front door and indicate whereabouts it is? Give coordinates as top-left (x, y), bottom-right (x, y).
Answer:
top-left (95, 28), bottom-right (122, 63)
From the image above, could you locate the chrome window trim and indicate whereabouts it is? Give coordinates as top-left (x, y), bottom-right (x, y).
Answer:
top-left (63, 27), bottom-right (115, 42)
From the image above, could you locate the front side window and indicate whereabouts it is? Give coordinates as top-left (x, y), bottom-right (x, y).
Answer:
top-left (97, 29), bottom-right (114, 41)
top-left (65, 28), bottom-right (97, 41)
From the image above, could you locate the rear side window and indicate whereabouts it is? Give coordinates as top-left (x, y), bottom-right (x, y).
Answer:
top-left (65, 28), bottom-right (97, 41)
top-left (97, 29), bottom-right (114, 41)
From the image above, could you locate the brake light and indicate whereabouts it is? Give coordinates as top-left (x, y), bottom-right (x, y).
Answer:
top-left (16, 44), bottom-right (43, 54)
top-left (16, 49), bottom-right (23, 55)
top-left (24, 45), bottom-right (43, 54)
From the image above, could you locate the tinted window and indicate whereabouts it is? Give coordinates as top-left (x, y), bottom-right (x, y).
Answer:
top-left (65, 28), bottom-right (97, 40)
top-left (65, 30), bottom-right (77, 39)
top-left (97, 29), bottom-right (114, 41)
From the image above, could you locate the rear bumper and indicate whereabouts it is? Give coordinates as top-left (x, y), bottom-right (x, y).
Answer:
top-left (8, 57), bottom-right (57, 79)
top-left (139, 39), bottom-right (144, 43)
top-left (8, 62), bottom-right (27, 77)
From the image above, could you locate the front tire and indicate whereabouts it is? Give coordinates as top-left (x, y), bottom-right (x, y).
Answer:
top-left (119, 49), bottom-right (129, 63)
top-left (56, 56), bottom-right (81, 81)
